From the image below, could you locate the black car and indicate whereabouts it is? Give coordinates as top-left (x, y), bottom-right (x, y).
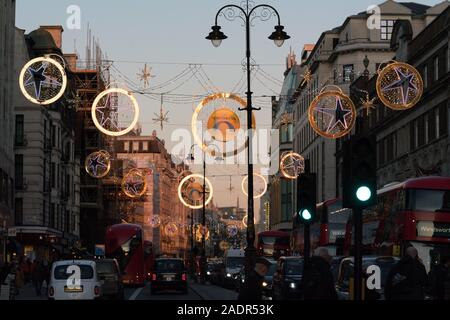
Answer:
top-left (206, 262), bottom-right (222, 284)
top-left (151, 258), bottom-right (188, 294)
top-left (96, 259), bottom-right (124, 300)
top-left (272, 257), bottom-right (304, 300)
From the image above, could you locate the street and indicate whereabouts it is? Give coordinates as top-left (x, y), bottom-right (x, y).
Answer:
top-left (13, 280), bottom-right (238, 301)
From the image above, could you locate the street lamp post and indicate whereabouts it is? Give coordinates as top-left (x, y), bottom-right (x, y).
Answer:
top-left (206, 0), bottom-right (290, 276)
top-left (188, 144), bottom-right (223, 284)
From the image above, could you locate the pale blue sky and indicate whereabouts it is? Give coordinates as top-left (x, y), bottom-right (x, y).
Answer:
top-left (15, 0), bottom-right (443, 208)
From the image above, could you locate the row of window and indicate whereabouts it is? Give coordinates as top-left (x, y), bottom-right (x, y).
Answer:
top-left (123, 141), bottom-right (151, 153)
top-left (0, 168), bottom-right (14, 209)
top-left (421, 46), bottom-right (450, 88)
top-left (378, 104), bottom-right (448, 166)
top-left (14, 198), bottom-right (75, 234)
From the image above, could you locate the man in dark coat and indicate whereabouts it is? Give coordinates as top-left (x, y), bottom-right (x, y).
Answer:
top-left (300, 247), bottom-right (338, 300)
top-left (428, 256), bottom-right (450, 300)
top-left (385, 247), bottom-right (428, 300)
top-left (238, 258), bottom-right (270, 300)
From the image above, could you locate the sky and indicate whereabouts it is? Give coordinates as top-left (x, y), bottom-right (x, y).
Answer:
top-left (15, 0), bottom-right (444, 209)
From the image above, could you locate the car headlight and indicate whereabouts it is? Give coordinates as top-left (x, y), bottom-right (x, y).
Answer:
top-left (226, 273), bottom-right (232, 278)
top-left (241, 279), bottom-right (245, 283)
top-left (207, 271), bottom-right (211, 276)
top-left (262, 281), bottom-right (268, 287)
top-left (289, 282), bottom-right (296, 289)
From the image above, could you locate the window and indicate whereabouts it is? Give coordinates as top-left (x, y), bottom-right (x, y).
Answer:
top-left (133, 141), bottom-right (139, 152)
top-left (142, 141), bottom-right (149, 152)
top-left (15, 198), bottom-right (23, 226)
top-left (51, 125), bottom-right (56, 147)
top-left (43, 200), bottom-right (46, 226)
top-left (280, 124), bottom-right (293, 143)
top-left (343, 64), bottom-right (354, 83)
top-left (50, 203), bottom-right (56, 228)
top-left (439, 104), bottom-right (448, 137)
top-left (434, 56), bottom-right (439, 81)
top-left (15, 115), bottom-right (24, 146)
top-left (425, 115), bottom-right (429, 144)
top-left (381, 20), bottom-right (395, 40)
top-left (51, 162), bottom-right (56, 188)
top-left (422, 65), bottom-right (428, 88)
top-left (447, 46), bottom-right (450, 72)
top-left (15, 155), bottom-right (23, 189)
top-left (124, 141), bottom-right (129, 152)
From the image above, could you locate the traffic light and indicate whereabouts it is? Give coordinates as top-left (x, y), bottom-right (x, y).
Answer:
top-left (342, 136), bottom-right (377, 209)
top-left (296, 173), bottom-right (317, 224)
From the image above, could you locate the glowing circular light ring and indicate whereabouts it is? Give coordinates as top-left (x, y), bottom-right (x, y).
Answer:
top-left (308, 89), bottom-right (356, 139)
top-left (84, 151), bottom-right (111, 179)
top-left (241, 174), bottom-right (267, 199)
top-left (121, 170), bottom-right (147, 198)
top-left (91, 88), bottom-right (140, 137)
top-left (280, 152), bottom-right (305, 180)
top-left (242, 215), bottom-right (248, 228)
top-left (148, 215), bottom-right (161, 228)
top-left (178, 174), bottom-right (213, 209)
top-left (19, 56), bottom-right (67, 105)
top-left (376, 61), bottom-right (423, 111)
top-left (164, 222), bottom-right (178, 236)
top-left (191, 92), bottom-right (255, 158)
top-left (227, 225), bottom-right (239, 237)
top-left (219, 241), bottom-right (230, 251)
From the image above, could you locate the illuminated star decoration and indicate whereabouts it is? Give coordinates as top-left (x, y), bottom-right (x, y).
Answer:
top-left (381, 67), bottom-right (418, 106)
top-left (24, 63), bottom-right (62, 100)
top-left (96, 93), bottom-right (134, 132)
top-left (283, 156), bottom-right (305, 178)
top-left (88, 153), bottom-right (107, 177)
top-left (316, 96), bottom-right (353, 134)
top-left (301, 68), bottom-right (312, 87)
top-left (360, 93), bottom-right (377, 116)
top-left (137, 63), bottom-right (154, 88)
top-left (152, 101), bottom-right (170, 131)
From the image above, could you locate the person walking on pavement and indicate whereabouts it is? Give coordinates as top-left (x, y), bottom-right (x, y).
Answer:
top-left (238, 258), bottom-right (271, 300)
top-left (32, 260), bottom-right (46, 296)
top-left (385, 247), bottom-right (428, 300)
top-left (14, 266), bottom-right (25, 295)
top-left (428, 256), bottom-right (450, 300)
top-left (300, 247), bottom-right (338, 300)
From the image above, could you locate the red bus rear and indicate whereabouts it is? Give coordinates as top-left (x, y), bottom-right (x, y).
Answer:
top-left (291, 199), bottom-right (350, 256)
top-left (105, 224), bottom-right (145, 286)
top-left (257, 230), bottom-right (291, 259)
top-left (344, 176), bottom-right (450, 273)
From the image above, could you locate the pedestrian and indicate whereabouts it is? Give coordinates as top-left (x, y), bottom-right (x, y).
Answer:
top-left (14, 266), bottom-right (25, 295)
top-left (32, 260), bottom-right (46, 296)
top-left (0, 262), bottom-right (11, 285)
top-left (238, 258), bottom-right (271, 300)
top-left (300, 247), bottom-right (338, 300)
top-left (428, 256), bottom-right (450, 300)
top-left (385, 247), bottom-right (428, 300)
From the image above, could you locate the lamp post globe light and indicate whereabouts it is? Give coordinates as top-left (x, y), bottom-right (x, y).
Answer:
top-left (206, 0), bottom-right (290, 278)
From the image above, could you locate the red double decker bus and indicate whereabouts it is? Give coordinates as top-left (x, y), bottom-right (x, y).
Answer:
top-left (105, 224), bottom-right (145, 286)
top-left (291, 199), bottom-right (350, 256)
top-left (344, 176), bottom-right (450, 273)
top-left (257, 230), bottom-right (291, 259)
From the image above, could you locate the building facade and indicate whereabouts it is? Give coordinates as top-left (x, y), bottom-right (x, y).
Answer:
top-left (346, 6), bottom-right (450, 189)
top-left (113, 131), bottom-right (191, 258)
top-left (292, 1), bottom-right (448, 203)
top-left (12, 26), bottom-right (80, 261)
top-left (0, 0), bottom-right (16, 265)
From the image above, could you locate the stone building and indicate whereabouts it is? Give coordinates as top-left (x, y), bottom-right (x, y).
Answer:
top-left (291, 1), bottom-right (448, 202)
top-left (12, 26), bottom-right (80, 261)
top-left (0, 0), bottom-right (16, 264)
top-left (347, 6), bottom-right (450, 189)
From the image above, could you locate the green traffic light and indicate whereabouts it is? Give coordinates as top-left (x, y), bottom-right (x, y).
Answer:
top-left (356, 186), bottom-right (372, 202)
top-left (300, 209), bottom-right (312, 221)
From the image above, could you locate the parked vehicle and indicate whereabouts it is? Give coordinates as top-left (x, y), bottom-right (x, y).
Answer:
top-left (95, 259), bottom-right (124, 300)
top-left (272, 257), bottom-right (304, 300)
top-left (151, 258), bottom-right (188, 294)
top-left (48, 260), bottom-right (102, 301)
top-left (335, 256), bottom-right (399, 300)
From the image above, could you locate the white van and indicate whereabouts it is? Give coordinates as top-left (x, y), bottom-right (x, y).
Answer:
top-left (48, 260), bottom-right (102, 300)
top-left (222, 249), bottom-right (245, 286)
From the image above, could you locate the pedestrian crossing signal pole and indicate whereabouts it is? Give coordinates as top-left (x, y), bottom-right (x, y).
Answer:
top-left (342, 136), bottom-right (377, 301)
top-left (297, 160), bottom-right (316, 266)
